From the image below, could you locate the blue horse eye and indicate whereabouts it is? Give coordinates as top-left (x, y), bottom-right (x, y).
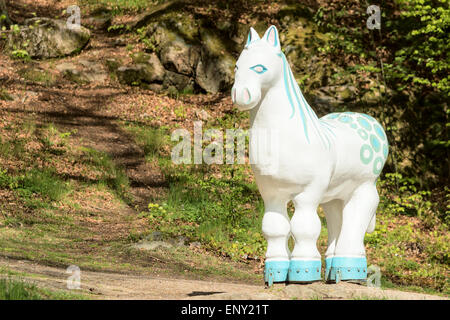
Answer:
top-left (250, 64), bottom-right (267, 74)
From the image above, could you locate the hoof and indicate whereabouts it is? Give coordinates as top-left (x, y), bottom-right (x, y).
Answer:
top-left (327, 256), bottom-right (367, 283)
top-left (264, 260), bottom-right (289, 286)
top-left (288, 259), bottom-right (321, 283)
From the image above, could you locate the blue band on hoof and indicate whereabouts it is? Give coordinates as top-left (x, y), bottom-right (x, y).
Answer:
top-left (288, 260), bottom-right (321, 283)
top-left (325, 257), bottom-right (333, 281)
top-left (264, 260), bottom-right (289, 286)
top-left (328, 257), bottom-right (367, 283)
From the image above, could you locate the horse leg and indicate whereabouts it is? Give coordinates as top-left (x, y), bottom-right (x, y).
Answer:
top-left (262, 197), bottom-right (290, 286)
top-left (330, 182), bottom-right (379, 283)
top-left (289, 192), bottom-right (322, 282)
top-left (321, 199), bottom-right (343, 281)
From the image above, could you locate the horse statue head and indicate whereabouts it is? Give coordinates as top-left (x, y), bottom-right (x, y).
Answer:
top-left (232, 26), bottom-right (283, 111)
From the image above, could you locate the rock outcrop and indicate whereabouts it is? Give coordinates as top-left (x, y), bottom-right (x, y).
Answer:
top-left (6, 17), bottom-right (90, 59)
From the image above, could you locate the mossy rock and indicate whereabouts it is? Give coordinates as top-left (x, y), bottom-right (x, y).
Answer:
top-left (105, 58), bottom-right (123, 73)
top-left (163, 71), bottom-right (192, 91)
top-left (7, 18), bottom-right (90, 59)
top-left (62, 69), bottom-right (90, 85)
top-left (18, 66), bottom-right (55, 86)
top-left (0, 88), bottom-right (14, 101)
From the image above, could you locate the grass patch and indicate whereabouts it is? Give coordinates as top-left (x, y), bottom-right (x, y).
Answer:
top-left (0, 167), bottom-right (71, 210)
top-left (17, 66), bottom-right (55, 86)
top-left (80, 147), bottom-right (131, 202)
top-left (79, 0), bottom-right (153, 16)
top-left (141, 160), bottom-right (266, 261)
top-left (0, 277), bottom-right (89, 300)
top-left (18, 168), bottom-right (70, 203)
top-left (364, 174), bottom-right (449, 295)
top-left (0, 88), bottom-right (14, 101)
top-left (0, 277), bottom-right (42, 300)
top-left (122, 123), bottom-right (167, 159)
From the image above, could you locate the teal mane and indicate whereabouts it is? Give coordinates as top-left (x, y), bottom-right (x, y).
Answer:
top-left (279, 52), bottom-right (331, 148)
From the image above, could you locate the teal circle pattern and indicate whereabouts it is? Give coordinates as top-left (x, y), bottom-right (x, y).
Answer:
top-left (339, 115), bottom-right (352, 123)
top-left (370, 134), bottom-right (381, 152)
top-left (373, 157), bottom-right (384, 175)
top-left (357, 117), bottom-right (372, 131)
top-left (350, 123), bottom-right (357, 129)
top-left (327, 113), bottom-right (340, 119)
top-left (360, 144), bottom-right (373, 164)
top-left (362, 114), bottom-right (375, 122)
top-left (383, 144), bottom-right (389, 159)
top-left (374, 124), bottom-right (386, 141)
top-left (357, 129), bottom-right (368, 140)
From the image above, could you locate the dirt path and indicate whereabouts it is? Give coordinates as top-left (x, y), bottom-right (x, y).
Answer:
top-left (1, 257), bottom-right (445, 300)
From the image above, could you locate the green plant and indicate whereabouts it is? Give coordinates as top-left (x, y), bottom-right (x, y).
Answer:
top-left (123, 124), bottom-right (167, 157)
top-left (0, 88), bottom-right (13, 101)
top-left (10, 49), bottom-right (30, 61)
top-left (136, 27), bottom-right (157, 52)
top-left (143, 161), bottom-right (266, 261)
top-left (17, 168), bottom-right (69, 203)
top-left (0, 278), bottom-right (42, 300)
top-left (313, 0), bottom-right (449, 188)
top-left (80, 147), bottom-right (130, 202)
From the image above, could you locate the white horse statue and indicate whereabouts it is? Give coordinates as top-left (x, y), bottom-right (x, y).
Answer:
top-left (231, 26), bottom-right (389, 286)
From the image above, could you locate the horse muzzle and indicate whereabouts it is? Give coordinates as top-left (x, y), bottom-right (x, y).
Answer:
top-left (231, 85), bottom-right (261, 111)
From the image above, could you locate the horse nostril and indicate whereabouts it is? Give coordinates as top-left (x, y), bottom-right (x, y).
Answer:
top-left (244, 88), bottom-right (251, 104)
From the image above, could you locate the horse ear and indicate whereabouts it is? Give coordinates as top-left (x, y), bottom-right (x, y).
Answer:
top-left (246, 27), bottom-right (260, 46)
top-left (263, 25), bottom-right (281, 50)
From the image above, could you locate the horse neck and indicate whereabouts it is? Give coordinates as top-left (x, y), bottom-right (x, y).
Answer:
top-left (251, 53), bottom-right (329, 148)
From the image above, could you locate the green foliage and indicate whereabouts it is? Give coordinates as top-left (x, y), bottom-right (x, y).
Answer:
top-left (80, 147), bottom-right (130, 202)
top-left (123, 123), bottom-right (167, 158)
top-left (378, 173), bottom-right (431, 216)
top-left (392, 0), bottom-right (449, 94)
top-left (18, 67), bottom-right (55, 86)
top-left (38, 124), bottom-right (71, 155)
top-left (81, 0), bottom-right (151, 16)
top-left (0, 278), bottom-right (42, 300)
top-left (107, 23), bottom-right (130, 33)
top-left (142, 162), bottom-right (265, 260)
top-left (0, 88), bottom-right (13, 101)
top-left (17, 168), bottom-right (70, 204)
top-left (313, 0), bottom-right (449, 188)
top-left (136, 27), bottom-right (157, 53)
top-left (0, 167), bottom-right (69, 209)
top-left (0, 276), bottom-right (89, 300)
top-left (10, 49), bottom-right (30, 61)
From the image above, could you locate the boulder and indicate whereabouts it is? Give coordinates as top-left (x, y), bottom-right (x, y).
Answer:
top-left (117, 64), bottom-right (149, 86)
top-left (131, 52), bottom-right (166, 82)
top-left (7, 17), bottom-right (90, 59)
top-left (163, 70), bottom-right (192, 92)
top-left (195, 30), bottom-right (235, 93)
top-left (105, 57), bottom-right (123, 73)
top-left (56, 60), bottom-right (108, 84)
top-left (196, 55), bottom-right (234, 94)
top-left (159, 40), bottom-right (200, 76)
top-left (117, 63), bottom-right (165, 86)
top-left (83, 8), bottom-right (112, 31)
top-left (116, 52), bottom-right (165, 86)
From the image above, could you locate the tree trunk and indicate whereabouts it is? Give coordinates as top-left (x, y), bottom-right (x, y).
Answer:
top-left (0, 0), bottom-right (11, 28)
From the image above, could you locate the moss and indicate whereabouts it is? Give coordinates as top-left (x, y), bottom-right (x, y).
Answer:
top-left (131, 52), bottom-right (151, 64)
top-left (0, 88), bottom-right (13, 101)
top-left (18, 66), bottom-right (55, 86)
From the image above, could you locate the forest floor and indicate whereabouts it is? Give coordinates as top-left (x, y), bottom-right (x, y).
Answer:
top-left (0, 0), bottom-right (448, 300)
